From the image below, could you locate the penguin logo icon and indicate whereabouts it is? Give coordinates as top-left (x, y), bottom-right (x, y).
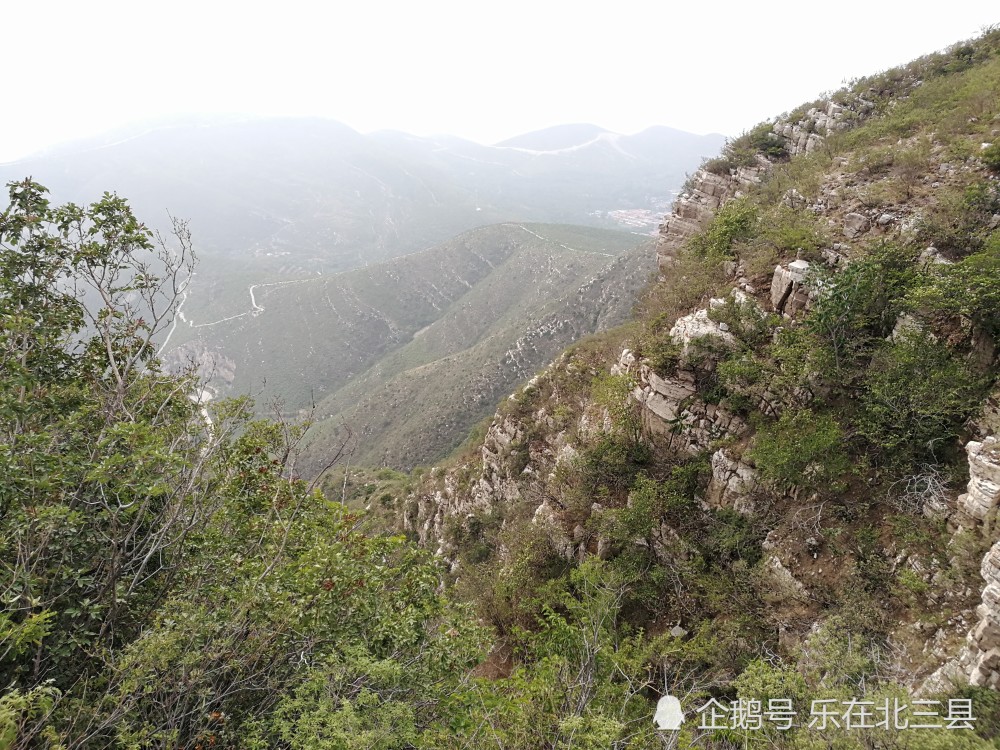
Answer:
top-left (654, 694), bottom-right (684, 731)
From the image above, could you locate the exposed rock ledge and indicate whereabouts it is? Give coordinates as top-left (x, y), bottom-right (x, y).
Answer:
top-left (770, 259), bottom-right (812, 317)
top-left (613, 348), bottom-right (746, 456)
top-left (656, 94), bottom-right (876, 270)
top-left (924, 436), bottom-right (1000, 693)
top-left (957, 437), bottom-right (1000, 524)
top-left (656, 166), bottom-right (765, 269)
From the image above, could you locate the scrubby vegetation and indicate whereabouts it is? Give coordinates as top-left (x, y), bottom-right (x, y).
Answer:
top-left (387, 25), bottom-right (1000, 750)
top-left (6, 24), bottom-right (1000, 750)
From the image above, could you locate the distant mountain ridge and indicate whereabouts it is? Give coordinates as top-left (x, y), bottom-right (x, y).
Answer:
top-left (1, 117), bottom-right (723, 272)
top-left (495, 123), bottom-right (615, 150)
top-left (494, 123), bottom-right (725, 155)
top-left (1, 117), bottom-right (714, 468)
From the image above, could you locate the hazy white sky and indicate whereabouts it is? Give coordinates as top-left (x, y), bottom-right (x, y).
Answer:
top-left (3, 1), bottom-right (997, 162)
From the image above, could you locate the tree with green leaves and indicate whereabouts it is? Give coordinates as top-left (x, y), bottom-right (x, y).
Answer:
top-left (0, 181), bottom-right (487, 749)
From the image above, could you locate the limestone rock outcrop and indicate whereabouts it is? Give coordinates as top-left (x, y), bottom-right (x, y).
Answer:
top-left (656, 166), bottom-right (765, 269)
top-left (770, 260), bottom-right (812, 317)
top-left (656, 92), bottom-right (879, 271)
top-left (843, 212), bottom-right (872, 239)
top-left (924, 436), bottom-right (1000, 693)
top-left (957, 437), bottom-right (1000, 524)
top-left (974, 387), bottom-right (1000, 439)
top-left (961, 543), bottom-right (1000, 690)
top-left (614, 348), bottom-right (747, 455)
top-left (706, 448), bottom-right (758, 511)
top-left (667, 299), bottom-right (736, 357)
top-left (772, 99), bottom-right (873, 157)
top-left (407, 413), bottom-right (524, 548)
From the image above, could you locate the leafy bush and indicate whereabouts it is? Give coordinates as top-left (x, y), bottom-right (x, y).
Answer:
top-left (856, 328), bottom-right (984, 466)
top-left (909, 230), bottom-right (1000, 335)
top-left (689, 198), bottom-right (759, 258)
top-left (702, 155), bottom-right (735, 176)
top-left (580, 434), bottom-right (651, 497)
top-left (918, 179), bottom-right (1000, 257)
top-left (982, 141), bottom-right (1000, 171)
top-left (643, 334), bottom-right (682, 376)
top-left (750, 409), bottom-right (851, 494)
top-left (806, 243), bottom-right (917, 375)
top-left (756, 205), bottom-right (829, 261)
top-left (707, 295), bottom-right (778, 350)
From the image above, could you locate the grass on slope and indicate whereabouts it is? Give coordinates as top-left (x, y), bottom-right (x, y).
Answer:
top-left (305, 244), bottom-right (655, 468)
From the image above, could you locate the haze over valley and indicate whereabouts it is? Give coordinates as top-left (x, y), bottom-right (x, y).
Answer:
top-left (2, 117), bottom-right (716, 467)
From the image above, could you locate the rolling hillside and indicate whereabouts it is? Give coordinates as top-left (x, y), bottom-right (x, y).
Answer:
top-left (161, 222), bottom-right (655, 468)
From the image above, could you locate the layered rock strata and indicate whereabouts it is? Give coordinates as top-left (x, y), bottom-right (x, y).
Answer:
top-left (657, 93), bottom-right (876, 270)
top-left (962, 543), bottom-right (1000, 689)
top-left (957, 437), bottom-right (1000, 524)
top-left (706, 448), bottom-right (758, 511)
top-left (770, 259), bottom-right (812, 317)
top-left (656, 166), bottom-right (766, 269)
top-left (924, 436), bottom-right (1000, 693)
top-left (614, 354), bottom-right (746, 456)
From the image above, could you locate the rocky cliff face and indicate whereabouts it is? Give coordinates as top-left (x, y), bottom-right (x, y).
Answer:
top-left (772, 98), bottom-right (872, 157)
top-left (964, 543), bottom-right (1000, 689)
top-left (613, 334), bottom-right (745, 456)
top-left (656, 166), bottom-right (765, 269)
top-left (404, 362), bottom-right (585, 555)
top-left (927, 437), bottom-right (1000, 691)
top-left (655, 91), bottom-right (879, 271)
top-left (957, 438), bottom-right (1000, 526)
top-left (405, 84), bottom-right (913, 560)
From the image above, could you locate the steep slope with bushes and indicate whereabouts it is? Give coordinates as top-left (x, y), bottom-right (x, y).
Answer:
top-left (8, 28), bottom-right (1000, 750)
top-left (370, 27), bottom-right (1000, 747)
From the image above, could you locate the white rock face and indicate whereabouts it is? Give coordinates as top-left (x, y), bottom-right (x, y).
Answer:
top-left (960, 542), bottom-right (1000, 690)
top-left (615, 349), bottom-right (747, 455)
top-left (843, 212), bottom-right (871, 238)
top-left (770, 261), bottom-right (811, 317)
top-left (957, 437), bottom-right (1000, 522)
top-left (668, 303), bottom-right (735, 357)
top-left (656, 167), bottom-right (765, 268)
top-left (763, 555), bottom-right (808, 600)
top-left (924, 435), bottom-right (1000, 694)
top-left (706, 448), bottom-right (758, 512)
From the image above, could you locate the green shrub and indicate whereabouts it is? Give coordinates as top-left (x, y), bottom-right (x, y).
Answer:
top-left (918, 179), bottom-right (1000, 257)
top-left (756, 206), bottom-right (829, 261)
top-left (707, 295), bottom-right (778, 350)
top-left (982, 141), bottom-right (1000, 171)
top-left (689, 198), bottom-right (759, 258)
top-left (605, 473), bottom-right (696, 543)
top-left (580, 435), bottom-right (651, 496)
top-left (909, 230), bottom-right (1000, 335)
top-left (643, 334), bottom-right (681, 376)
top-left (856, 328), bottom-right (984, 466)
top-left (746, 122), bottom-right (788, 160)
top-left (750, 409), bottom-right (851, 494)
top-left (806, 243), bottom-right (917, 374)
top-left (702, 155), bottom-right (734, 176)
